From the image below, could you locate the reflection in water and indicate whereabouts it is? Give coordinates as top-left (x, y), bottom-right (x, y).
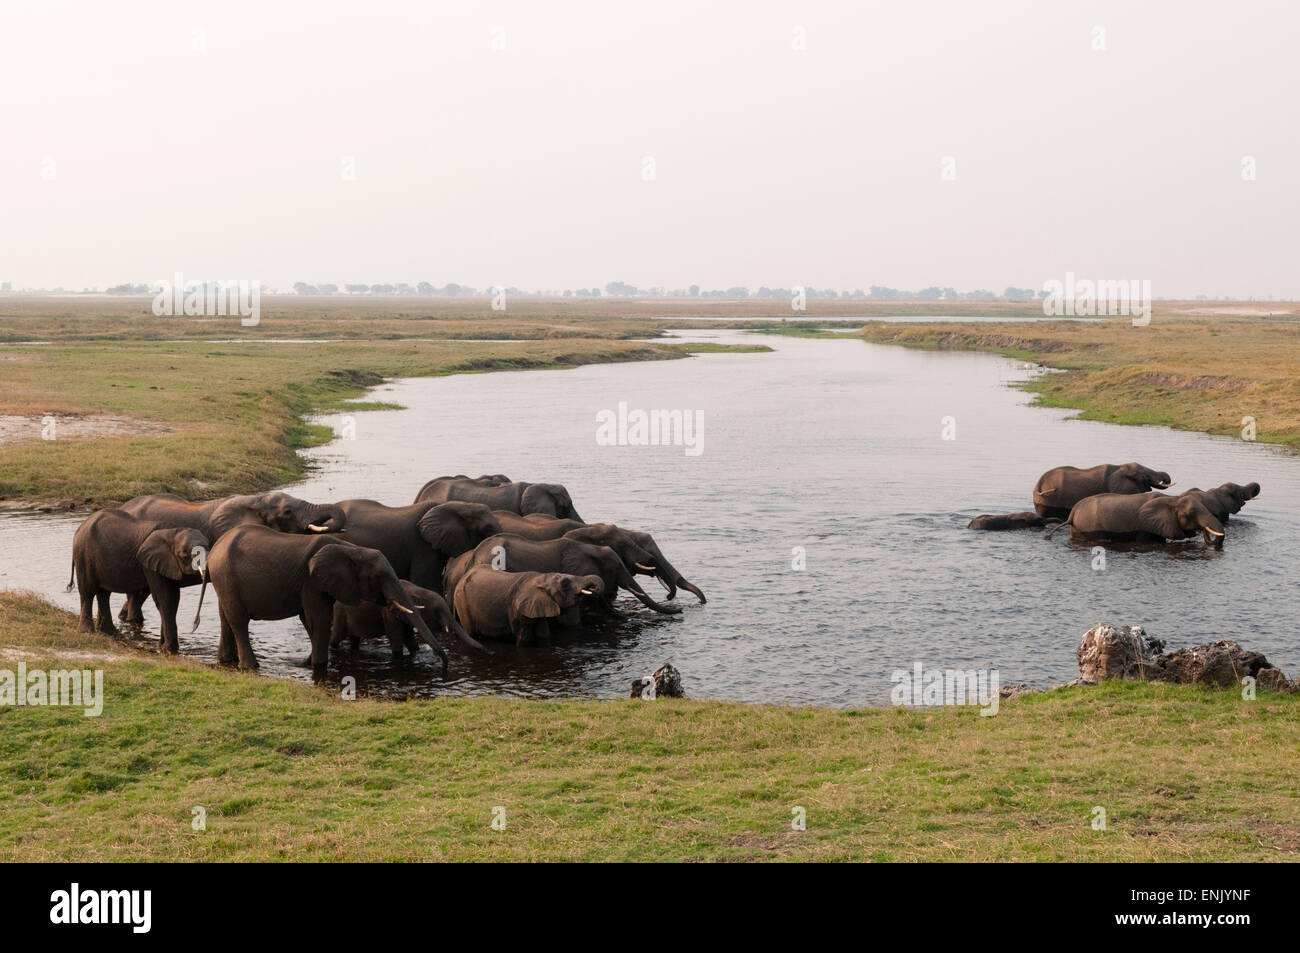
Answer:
top-left (2, 331), bottom-right (1296, 705)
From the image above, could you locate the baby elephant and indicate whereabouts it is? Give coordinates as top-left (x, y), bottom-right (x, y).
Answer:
top-left (967, 511), bottom-right (1056, 531)
top-left (451, 567), bottom-right (604, 645)
top-left (69, 508), bottom-right (210, 652)
top-left (1047, 491), bottom-right (1225, 546)
top-left (331, 581), bottom-right (488, 658)
top-left (1179, 482), bottom-right (1260, 522)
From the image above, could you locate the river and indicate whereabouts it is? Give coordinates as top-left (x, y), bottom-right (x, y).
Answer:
top-left (3, 329), bottom-right (1296, 705)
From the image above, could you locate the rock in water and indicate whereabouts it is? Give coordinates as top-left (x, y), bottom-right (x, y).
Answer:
top-left (630, 663), bottom-right (685, 699)
top-left (1075, 623), bottom-right (1294, 691)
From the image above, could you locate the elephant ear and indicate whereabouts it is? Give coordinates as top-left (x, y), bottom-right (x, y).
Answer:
top-left (511, 580), bottom-right (562, 621)
top-left (417, 505), bottom-right (470, 556)
top-left (1139, 498), bottom-right (1186, 539)
top-left (560, 548), bottom-right (598, 579)
top-left (137, 530), bottom-right (184, 580)
top-left (308, 545), bottom-right (363, 606)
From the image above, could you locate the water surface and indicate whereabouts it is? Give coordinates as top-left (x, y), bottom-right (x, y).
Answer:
top-left (3, 331), bottom-right (1295, 705)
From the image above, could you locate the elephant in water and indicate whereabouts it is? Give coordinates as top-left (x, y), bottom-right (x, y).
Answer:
top-left (413, 477), bottom-right (584, 522)
top-left (334, 499), bottom-right (502, 594)
top-left (442, 534), bottom-right (682, 618)
top-left (331, 580), bottom-right (488, 658)
top-left (967, 512), bottom-right (1057, 531)
top-left (205, 525), bottom-right (448, 678)
top-left (1046, 491), bottom-right (1225, 546)
top-left (451, 567), bottom-right (603, 645)
top-left (490, 512), bottom-right (707, 604)
top-left (115, 490), bottom-right (347, 623)
top-left (69, 509), bottom-right (209, 651)
top-left (1178, 482), bottom-right (1260, 522)
top-left (1033, 463), bottom-right (1173, 519)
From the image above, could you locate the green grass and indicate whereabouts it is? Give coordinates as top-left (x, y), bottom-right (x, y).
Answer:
top-left (2, 592), bottom-right (1298, 861)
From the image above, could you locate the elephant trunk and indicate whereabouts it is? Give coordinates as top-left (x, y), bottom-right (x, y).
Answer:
top-left (447, 615), bottom-right (492, 655)
top-left (306, 502), bottom-right (346, 534)
top-left (384, 579), bottom-right (448, 673)
top-left (677, 578), bottom-right (707, 605)
top-left (614, 563), bottom-right (682, 615)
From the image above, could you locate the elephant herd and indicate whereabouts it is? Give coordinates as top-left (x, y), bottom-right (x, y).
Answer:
top-left (69, 476), bottom-right (706, 679)
top-left (967, 461), bottom-right (1261, 546)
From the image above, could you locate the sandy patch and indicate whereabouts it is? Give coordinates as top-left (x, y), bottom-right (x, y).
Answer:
top-left (0, 412), bottom-right (173, 445)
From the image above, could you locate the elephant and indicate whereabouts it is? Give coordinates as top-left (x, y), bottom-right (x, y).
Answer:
top-left (413, 477), bottom-right (584, 522)
top-left (489, 512), bottom-right (706, 604)
top-left (205, 524), bottom-right (447, 677)
top-left (1178, 482), bottom-right (1260, 522)
top-left (115, 490), bottom-right (347, 623)
top-left (1046, 491), bottom-right (1225, 546)
top-left (1033, 463), bottom-right (1173, 519)
top-left (441, 534), bottom-right (682, 619)
top-left (68, 509), bottom-right (210, 651)
top-left (451, 566), bottom-right (604, 645)
top-left (967, 512), bottom-right (1057, 531)
top-left (334, 499), bottom-right (502, 594)
top-left (331, 581), bottom-right (488, 658)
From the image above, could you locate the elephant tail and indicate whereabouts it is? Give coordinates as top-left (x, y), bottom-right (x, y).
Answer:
top-left (65, 558), bottom-right (75, 593)
top-left (1044, 515), bottom-right (1071, 539)
top-left (191, 572), bottom-right (209, 632)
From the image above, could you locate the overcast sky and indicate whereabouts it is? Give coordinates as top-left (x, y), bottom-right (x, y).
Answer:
top-left (2, 0), bottom-right (1296, 296)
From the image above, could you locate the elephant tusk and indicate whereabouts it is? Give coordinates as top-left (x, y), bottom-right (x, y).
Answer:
top-left (1206, 528), bottom-right (1224, 537)
top-left (413, 603), bottom-right (425, 610)
top-left (307, 523), bottom-right (331, 533)
top-left (631, 589), bottom-right (646, 597)
top-left (394, 603), bottom-right (416, 615)
top-left (635, 563), bottom-right (656, 571)
top-left (580, 588), bottom-right (595, 595)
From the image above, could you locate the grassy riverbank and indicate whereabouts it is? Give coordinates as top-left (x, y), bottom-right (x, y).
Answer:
top-left (2, 591), bottom-right (1297, 862)
top-left (858, 313), bottom-right (1300, 450)
top-left (0, 298), bottom-right (771, 506)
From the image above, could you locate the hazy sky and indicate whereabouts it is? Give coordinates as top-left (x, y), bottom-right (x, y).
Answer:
top-left (2, 0), bottom-right (1296, 296)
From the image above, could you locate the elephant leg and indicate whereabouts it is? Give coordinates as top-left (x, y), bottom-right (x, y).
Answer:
top-left (217, 608), bottom-right (239, 665)
top-left (531, 619), bottom-right (551, 646)
top-left (308, 627), bottom-right (331, 680)
top-left (77, 583), bottom-right (96, 632)
top-left (233, 619), bottom-right (260, 672)
top-left (120, 590), bottom-right (147, 626)
top-left (148, 579), bottom-right (181, 654)
top-left (382, 614), bottom-right (407, 657)
top-left (95, 590), bottom-right (117, 635)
